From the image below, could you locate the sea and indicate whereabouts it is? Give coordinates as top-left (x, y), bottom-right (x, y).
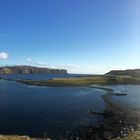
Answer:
top-left (0, 74), bottom-right (139, 138)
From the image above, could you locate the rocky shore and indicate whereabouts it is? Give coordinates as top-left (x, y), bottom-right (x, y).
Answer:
top-left (0, 79), bottom-right (140, 140)
top-left (60, 86), bottom-right (140, 140)
top-left (0, 135), bottom-right (51, 140)
top-left (61, 111), bottom-right (140, 140)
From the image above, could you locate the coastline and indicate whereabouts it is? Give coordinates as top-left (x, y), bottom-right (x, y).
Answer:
top-left (15, 76), bottom-right (140, 87)
top-left (95, 86), bottom-right (140, 139)
top-left (1, 78), bottom-right (140, 139)
top-left (63, 85), bottom-right (140, 139)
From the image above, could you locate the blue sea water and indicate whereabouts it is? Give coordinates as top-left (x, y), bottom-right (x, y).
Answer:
top-left (0, 74), bottom-right (140, 138)
top-left (0, 73), bottom-right (91, 80)
top-left (0, 74), bottom-right (105, 138)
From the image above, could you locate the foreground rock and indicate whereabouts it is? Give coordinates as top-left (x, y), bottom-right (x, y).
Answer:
top-left (0, 135), bottom-right (34, 140)
top-left (0, 135), bottom-right (51, 140)
top-left (62, 111), bottom-right (140, 140)
top-left (112, 131), bottom-right (140, 140)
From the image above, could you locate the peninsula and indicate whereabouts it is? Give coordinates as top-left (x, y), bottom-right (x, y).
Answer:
top-left (17, 69), bottom-right (140, 86)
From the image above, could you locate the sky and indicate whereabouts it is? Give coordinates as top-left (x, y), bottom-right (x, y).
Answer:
top-left (0, 0), bottom-right (140, 74)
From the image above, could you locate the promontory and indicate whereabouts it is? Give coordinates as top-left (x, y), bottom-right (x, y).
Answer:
top-left (0, 65), bottom-right (67, 74)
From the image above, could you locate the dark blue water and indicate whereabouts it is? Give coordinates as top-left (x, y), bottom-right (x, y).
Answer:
top-left (0, 73), bottom-right (92, 80)
top-left (0, 74), bottom-right (105, 138)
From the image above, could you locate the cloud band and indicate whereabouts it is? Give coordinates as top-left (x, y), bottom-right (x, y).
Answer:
top-left (0, 52), bottom-right (8, 60)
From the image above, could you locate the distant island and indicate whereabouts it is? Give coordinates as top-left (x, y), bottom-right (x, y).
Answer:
top-left (16, 69), bottom-right (140, 86)
top-left (0, 65), bottom-right (67, 74)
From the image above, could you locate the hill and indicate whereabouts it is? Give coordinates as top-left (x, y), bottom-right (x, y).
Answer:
top-left (105, 69), bottom-right (140, 78)
top-left (0, 66), bottom-right (67, 74)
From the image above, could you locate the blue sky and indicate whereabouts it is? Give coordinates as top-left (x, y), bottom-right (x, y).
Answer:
top-left (0, 0), bottom-right (140, 74)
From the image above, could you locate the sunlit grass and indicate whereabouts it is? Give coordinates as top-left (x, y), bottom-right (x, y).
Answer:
top-left (17, 75), bottom-right (140, 86)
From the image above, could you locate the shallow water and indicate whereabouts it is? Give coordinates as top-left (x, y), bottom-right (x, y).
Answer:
top-left (108, 85), bottom-right (140, 110)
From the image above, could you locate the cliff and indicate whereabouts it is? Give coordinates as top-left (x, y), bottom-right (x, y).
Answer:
top-left (105, 69), bottom-right (140, 78)
top-left (0, 66), bottom-right (67, 74)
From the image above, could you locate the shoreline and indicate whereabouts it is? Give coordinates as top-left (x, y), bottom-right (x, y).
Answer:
top-left (64, 86), bottom-right (140, 140)
top-left (13, 75), bottom-right (140, 87)
top-left (1, 78), bottom-right (140, 139)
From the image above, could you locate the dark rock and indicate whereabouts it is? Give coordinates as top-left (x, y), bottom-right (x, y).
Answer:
top-left (113, 93), bottom-right (127, 96)
top-left (64, 111), bottom-right (140, 140)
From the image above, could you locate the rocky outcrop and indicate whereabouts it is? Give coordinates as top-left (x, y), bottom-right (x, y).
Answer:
top-left (0, 66), bottom-right (67, 74)
top-left (0, 135), bottom-right (51, 140)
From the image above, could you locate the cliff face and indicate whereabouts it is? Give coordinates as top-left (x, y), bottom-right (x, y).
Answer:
top-left (105, 69), bottom-right (140, 78)
top-left (0, 66), bottom-right (67, 74)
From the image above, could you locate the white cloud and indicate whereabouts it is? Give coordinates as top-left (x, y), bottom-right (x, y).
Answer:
top-left (26, 58), bottom-right (47, 66)
top-left (0, 52), bottom-right (8, 60)
top-left (27, 59), bottom-right (125, 74)
top-left (26, 58), bottom-right (79, 70)
top-left (26, 58), bottom-right (140, 74)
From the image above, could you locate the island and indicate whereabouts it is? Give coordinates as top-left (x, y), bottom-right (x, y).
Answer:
top-left (0, 65), bottom-right (67, 74)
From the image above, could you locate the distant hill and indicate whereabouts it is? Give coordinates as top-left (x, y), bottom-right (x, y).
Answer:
top-left (105, 69), bottom-right (140, 78)
top-left (0, 65), bottom-right (67, 74)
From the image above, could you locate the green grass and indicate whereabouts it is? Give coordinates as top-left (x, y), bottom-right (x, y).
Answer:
top-left (17, 75), bottom-right (140, 86)
top-left (0, 68), bottom-right (14, 74)
top-left (106, 69), bottom-right (140, 78)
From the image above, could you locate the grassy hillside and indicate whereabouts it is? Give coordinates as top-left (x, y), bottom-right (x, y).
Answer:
top-left (106, 69), bottom-right (140, 78)
top-left (0, 68), bottom-right (14, 74)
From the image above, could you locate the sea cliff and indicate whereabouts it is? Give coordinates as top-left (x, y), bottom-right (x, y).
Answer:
top-left (0, 66), bottom-right (67, 74)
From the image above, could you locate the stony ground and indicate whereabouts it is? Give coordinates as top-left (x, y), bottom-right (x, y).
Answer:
top-left (61, 111), bottom-right (140, 140)
top-left (112, 131), bottom-right (140, 140)
top-left (0, 135), bottom-right (51, 140)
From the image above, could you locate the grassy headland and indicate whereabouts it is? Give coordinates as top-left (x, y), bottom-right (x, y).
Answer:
top-left (106, 69), bottom-right (140, 78)
top-left (17, 75), bottom-right (140, 87)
